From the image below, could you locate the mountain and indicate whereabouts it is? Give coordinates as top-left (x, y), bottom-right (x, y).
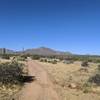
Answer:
top-left (24, 47), bottom-right (72, 55)
top-left (0, 47), bottom-right (72, 55)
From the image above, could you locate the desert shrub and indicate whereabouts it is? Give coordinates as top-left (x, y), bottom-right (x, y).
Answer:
top-left (88, 74), bottom-right (100, 86)
top-left (83, 87), bottom-right (91, 93)
top-left (97, 65), bottom-right (100, 71)
top-left (0, 61), bottom-right (25, 85)
top-left (52, 60), bottom-right (57, 64)
top-left (83, 82), bottom-right (92, 93)
top-left (31, 55), bottom-right (41, 60)
top-left (1, 54), bottom-right (10, 59)
top-left (88, 64), bottom-right (100, 86)
top-left (39, 58), bottom-right (47, 62)
top-left (40, 59), bottom-right (44, 62)
top-left (93, 59), bottom-right (100, 63)
top-left (47, 60), bottom-right (51, 63)
top-left (63, 60), bottom-right (74, 64)
top-left (44, 59), bottom-right (47, 62)
top-left (81, 61), bottom-right (89, 67)
top-left (20, 55), bottom-right (27, 59)
top-left (17, 56), bottom-right (26, 61)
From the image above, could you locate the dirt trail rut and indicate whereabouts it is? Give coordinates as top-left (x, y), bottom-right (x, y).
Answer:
top-left (18, 60), bottom-right (60, 100)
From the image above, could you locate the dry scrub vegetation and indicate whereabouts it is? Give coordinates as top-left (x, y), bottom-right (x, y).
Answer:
top-left (0, 60), bottom-right (28, 100)
top-left (38, 61), bottom-right (100, 100)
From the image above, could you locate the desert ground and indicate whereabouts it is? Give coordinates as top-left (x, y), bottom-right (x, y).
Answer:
top-left (37, 60), bottom-right (100, 100)
top-left (14, 60), bottom-right (61, 100)
top-left (0, 58), bottom-right (100, 100)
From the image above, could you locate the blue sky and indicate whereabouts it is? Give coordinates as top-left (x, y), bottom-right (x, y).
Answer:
top-left (0, 0), bottom-right (100, 54)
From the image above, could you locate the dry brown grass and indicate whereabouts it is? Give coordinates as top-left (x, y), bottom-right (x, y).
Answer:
top-left (37, 61), bottom-right (100, 100)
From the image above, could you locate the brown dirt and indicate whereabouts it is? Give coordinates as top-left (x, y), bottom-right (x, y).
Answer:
top-left (37, 61), bottom-right (100, 100)
top-left (17, 60), bottom-right (61, 100)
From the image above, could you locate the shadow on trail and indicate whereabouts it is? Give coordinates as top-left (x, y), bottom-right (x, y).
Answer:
top-left (11, 76), bottom-right (36, 100)
top-left (19, 75), bottom-right (36, 83)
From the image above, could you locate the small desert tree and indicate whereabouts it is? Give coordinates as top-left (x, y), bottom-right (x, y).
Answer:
top-left (81, 61), bottom-right (89, 67)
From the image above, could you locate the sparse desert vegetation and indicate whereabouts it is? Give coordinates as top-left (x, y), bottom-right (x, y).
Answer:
top-left (0, 57), bottom-right (28, 100)
top-left (38, 60), bottom-right (100, 100)
top-left (39, 58), bottom-right (58, 64)
top-left (0, 0), bottom-right (100, 99)
top-left (0, 52), bottom-right (100, 100)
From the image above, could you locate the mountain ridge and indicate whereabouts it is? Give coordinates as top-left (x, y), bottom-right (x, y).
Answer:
top-left (0, 47), bottom-right (72, 55)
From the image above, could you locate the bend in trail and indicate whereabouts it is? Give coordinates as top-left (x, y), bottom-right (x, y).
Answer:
top-left (17, 60), bottom-right (61, 100)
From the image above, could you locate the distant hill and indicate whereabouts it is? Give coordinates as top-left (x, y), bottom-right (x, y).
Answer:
top-left (24, 47), bottom-right (72, 55)
top-left (0, 47), bottom-right (72, 55)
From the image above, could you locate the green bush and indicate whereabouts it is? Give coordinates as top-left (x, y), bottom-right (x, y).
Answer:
top-left (89, 74), bottom-right (100, 86)
top-left (44, 59), bottom-right (47, 62)
top-left (52, 60), bottom-right (57, 64)
top-left (31, 55), bottom-right (41, 60)
top-left (88, 65), bottom-right (100, 86)
top-left (81, 61), bottom-right (89, 67)
top-left (83, 82), bottom-right (92, 93)
top-left (0, 61), bottom-right (25, 85)
top-left (17, 56), bottom-right (26, 61)
top-left (1, 54), bottom-right (10, 59)
top-left (20, 55), bottom-right (27, 59)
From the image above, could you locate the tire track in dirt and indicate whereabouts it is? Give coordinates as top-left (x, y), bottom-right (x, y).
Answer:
top-left (18, 60), bottom-right (61, 100)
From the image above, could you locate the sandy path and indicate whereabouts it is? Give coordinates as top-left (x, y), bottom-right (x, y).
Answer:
top-left (17, 60), bottom-right (60, 100)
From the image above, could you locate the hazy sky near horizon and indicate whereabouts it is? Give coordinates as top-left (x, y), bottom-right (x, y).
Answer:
top-left (0, 0), bottom-right (100, 54)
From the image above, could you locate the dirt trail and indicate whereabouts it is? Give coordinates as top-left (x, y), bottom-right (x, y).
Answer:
top-left (18, 60), bottom-right (61, 100)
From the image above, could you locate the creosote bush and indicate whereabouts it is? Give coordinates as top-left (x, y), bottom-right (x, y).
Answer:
top-left (81, 61), bottom-right (89, 67)
top-left (89, 74), bottom-right (100, 86)
top-left (1, 54), bottom-right (10, 59)
top-left (52, 60), bottom-right (57, 64)
top-left (31, 55), bottom-right (41, 60)
top-left (83, 82), bottom-right (92, 93)
top-left (88, 64), bottom-right (100, 86)
top-left (16, 56), bottom-right (26, 61)
top-left (0, 61), bottom-right (25, 86)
